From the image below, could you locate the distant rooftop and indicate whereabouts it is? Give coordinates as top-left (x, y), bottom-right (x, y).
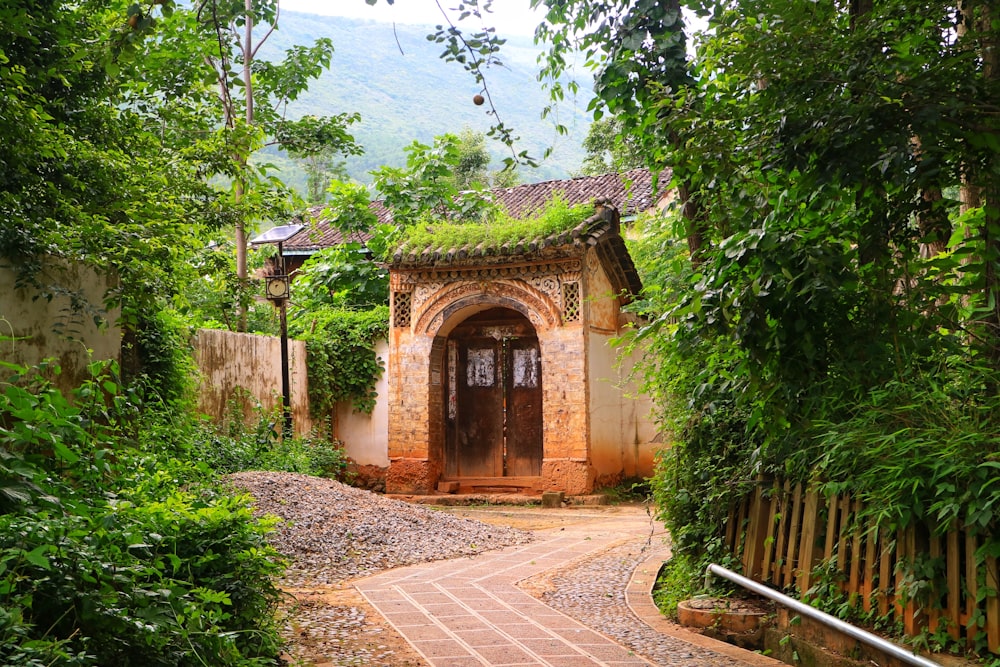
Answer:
top-left (491, 168), bottom-right (658, 220)
top-left (282, 168), bottom-right (663, 255)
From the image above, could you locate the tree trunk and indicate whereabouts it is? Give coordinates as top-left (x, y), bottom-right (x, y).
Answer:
top-left (234, 0), bottom-right (255, 332)
top-left (676, 181), bottom-right (706, 263)
top-left (971, 2), bottom-right (1000, 369)
top-left (917, 187), bottom-right (950, 259)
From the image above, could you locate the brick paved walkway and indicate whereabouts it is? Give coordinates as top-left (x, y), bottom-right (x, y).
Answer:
top-left (354, 509), bottom-right (782, 667)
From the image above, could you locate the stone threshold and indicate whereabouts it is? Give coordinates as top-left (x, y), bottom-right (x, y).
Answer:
top-left (386, 492), bottom-right (609, 507)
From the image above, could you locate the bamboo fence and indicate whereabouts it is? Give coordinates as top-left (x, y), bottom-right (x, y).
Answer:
top-left (725, 479), bottom-right (1000, 652)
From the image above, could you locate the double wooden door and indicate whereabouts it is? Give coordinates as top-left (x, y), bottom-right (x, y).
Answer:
top-left (445, 320), bottom-right (542, 478)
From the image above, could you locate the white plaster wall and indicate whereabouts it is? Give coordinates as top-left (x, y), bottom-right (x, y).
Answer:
top-left (0, 260), bottom-right (120, 395)
top-left (616, 340), bottom-right (660, 477)
top-left (335, 339), bottom-right (390, 467)
top-left (587, 329), bottom-right (659, 481)
top-left (587, 330), bottom-right (626, 479)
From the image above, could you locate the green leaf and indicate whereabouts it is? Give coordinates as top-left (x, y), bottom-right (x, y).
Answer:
top-left (52, 441), bottom-right (80, 465)
top-left (21, 546), bottom-right (51, 570)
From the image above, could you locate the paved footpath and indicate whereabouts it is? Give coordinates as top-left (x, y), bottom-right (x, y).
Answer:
top-left (354, 508), bottom-right (783, 667)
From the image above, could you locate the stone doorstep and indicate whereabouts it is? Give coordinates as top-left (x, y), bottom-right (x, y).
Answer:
top-left (386, 493), bottom-right (610, 507)
top-left (386, 493), bottom-right (541, 506)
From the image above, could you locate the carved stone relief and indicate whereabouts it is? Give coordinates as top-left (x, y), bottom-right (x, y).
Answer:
top-left (413, 278), bottom-right (560, 336)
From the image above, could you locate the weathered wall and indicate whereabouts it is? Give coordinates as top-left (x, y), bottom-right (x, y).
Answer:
top-left (538, 324), bottom-right (593, 494)
top-left (387, 328), bottom-right (434, 460)
top-left (193, 329), bottom-right (312, 437)
top-left (334, 339), bottom-right (389, 467)
top-left (385, 326), bottom-right (439, 493)
top-left (617, 338), bottom-right (660, 478)
top-left (587, 329), bottom-right (659, 485)
top-left (585, 250), bottom-right (619, 334)
top-left (0, 261), bottom-right (120, 395)
top-left (588, 329), bottom-right (626, 485)
top-left (585, 258), bottom-right (660, 486)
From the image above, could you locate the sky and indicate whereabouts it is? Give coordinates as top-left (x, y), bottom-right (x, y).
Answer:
top-left (280, 0), bottom-right (543, 37)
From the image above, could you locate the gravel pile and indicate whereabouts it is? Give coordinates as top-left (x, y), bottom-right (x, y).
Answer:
top-left (226, 471), bottom-right (534, 587)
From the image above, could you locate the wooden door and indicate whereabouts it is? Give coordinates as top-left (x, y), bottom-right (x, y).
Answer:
top-left (504, 336), bottom-right (542, 476)
top-left (445, 320), bottom-right (542, 478)
top-left (453, 336), bottom-right (504, 477)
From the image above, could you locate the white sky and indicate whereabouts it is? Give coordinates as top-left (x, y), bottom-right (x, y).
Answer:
top-left (280, 0), bottom-right (543, 37)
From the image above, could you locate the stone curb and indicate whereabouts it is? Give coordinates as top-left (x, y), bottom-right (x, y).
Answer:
top-left (625, 540), bottom-right (785, 667)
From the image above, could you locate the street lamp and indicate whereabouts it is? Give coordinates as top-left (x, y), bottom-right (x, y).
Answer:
top-left (250, 223), bottom-right (304, 439)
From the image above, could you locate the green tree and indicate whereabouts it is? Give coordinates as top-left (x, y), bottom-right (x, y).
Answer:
top-left (579, 116), bottom-right (643, 176)
top-left (539, 2), bottom-right (1000, 639)
top-left (0, 3), bottom-right (290, 662)
top-left (533, 0), bottom-right (705, 254)
top-left (290, 243), bottom-right (388, 313)
top-left (371, 133), bottom-right (498, 229)
top-left (293, 150), bottom-right (349, 204)
top-left (441, 127), bottom-right (520, 190)
top-left (0, 0), bottom-right (234, 328)
top-left (453, 127), bottom-right (491, 190)
top-left (130, 1), bottom-right (363, 330)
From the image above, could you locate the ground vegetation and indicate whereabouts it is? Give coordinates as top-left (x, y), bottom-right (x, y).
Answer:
top-left (396, 195), bottom-right (595, 255)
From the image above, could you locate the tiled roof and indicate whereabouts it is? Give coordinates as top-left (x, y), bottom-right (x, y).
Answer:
top-left (491, 168), bottom-right (657, 219)
top-left (281, 168), bottom-right (662, 255)
top-left (280, 223), bottom-right (371, 254)
top-left (280, 212), bottom-right (378, 254)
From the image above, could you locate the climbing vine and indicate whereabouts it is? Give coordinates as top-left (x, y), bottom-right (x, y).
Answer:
top-left (290, 307), bottom-right (389, 416)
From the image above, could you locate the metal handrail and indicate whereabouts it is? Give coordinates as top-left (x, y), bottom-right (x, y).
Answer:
top-left (706, 563), bottom-right (942, 667)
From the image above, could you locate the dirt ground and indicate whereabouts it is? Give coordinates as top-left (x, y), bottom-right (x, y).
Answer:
top-left (280, 504), bottom-right (645, 666)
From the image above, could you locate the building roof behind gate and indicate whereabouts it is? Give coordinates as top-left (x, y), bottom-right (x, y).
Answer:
top-left (281, 168), bottom-right (663, 256)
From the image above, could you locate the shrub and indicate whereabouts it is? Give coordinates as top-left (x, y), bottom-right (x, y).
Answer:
top-left (122, 308), bottom-right (198, 409)
top-left (0, 363), bottom-right (286, 666)
top-left (183, 391), bottom-right (351, 480)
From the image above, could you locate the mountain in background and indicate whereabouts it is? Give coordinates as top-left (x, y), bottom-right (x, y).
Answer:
top-left (260, 11), bottom-right (595, 194)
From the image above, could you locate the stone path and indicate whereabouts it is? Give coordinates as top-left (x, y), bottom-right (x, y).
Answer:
top-left (354, 507), bottom-right (783, 667)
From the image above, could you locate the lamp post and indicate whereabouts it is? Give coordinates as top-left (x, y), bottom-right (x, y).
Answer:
top-left (250, 224), bottom-right (303, 439)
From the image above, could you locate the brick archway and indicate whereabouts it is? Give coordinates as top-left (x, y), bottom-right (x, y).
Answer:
top-left (386, 204), bottom-right (657, 496)
top-left (414, 279), bottom-right (561, 339)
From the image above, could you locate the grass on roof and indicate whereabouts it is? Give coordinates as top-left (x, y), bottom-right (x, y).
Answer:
top-left (397, 196), bottom-right (596, 255)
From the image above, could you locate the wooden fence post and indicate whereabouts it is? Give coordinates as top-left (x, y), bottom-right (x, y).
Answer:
top-left (743, 481), bottom-right (771, 579)
top-left (722, 477), bottom-right (998, 656)
top-left (966, 530), bottom-right (979, 648)
top-left (944, 523), bottom-right (960, 641)
top-left (987, 554), bottom-right (999, 653)
top-left (797, 487), bottom-right (821, 596)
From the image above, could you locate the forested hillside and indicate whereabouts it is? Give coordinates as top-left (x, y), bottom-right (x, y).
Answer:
top-left (259, 11), bottom-right (593, 189)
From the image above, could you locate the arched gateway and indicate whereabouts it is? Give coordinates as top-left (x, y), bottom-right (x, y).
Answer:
top-left (384, 202), bottom-right (658, 495)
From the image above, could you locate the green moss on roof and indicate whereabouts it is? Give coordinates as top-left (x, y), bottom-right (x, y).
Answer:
top-left (397, 197), bottom-right (596, 256)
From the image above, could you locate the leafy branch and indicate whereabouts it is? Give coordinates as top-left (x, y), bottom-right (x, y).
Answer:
top-left (425, 0), bottom-right (539, 168)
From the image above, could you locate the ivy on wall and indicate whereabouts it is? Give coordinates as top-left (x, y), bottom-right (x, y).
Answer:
top-left (290, 306), bottom-right (389, 416)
